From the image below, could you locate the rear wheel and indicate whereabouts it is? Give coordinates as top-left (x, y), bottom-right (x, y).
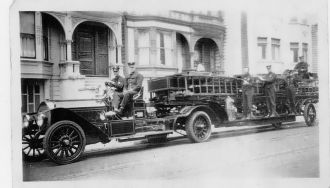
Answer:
top-left (304, 103), bottom-right (317, 126)
top-left (185, 111), bottom-right (212, 143)
top-left (43, 121), bottom-right (86, 165)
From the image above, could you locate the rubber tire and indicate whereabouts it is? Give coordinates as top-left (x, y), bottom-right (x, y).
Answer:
top-left (185, 111), bottom-right (212, 143)
top-left (272, 122), bottom-right (282, 129)
top-left (43, 120), bottom-right (86, 165)
top-left (304, 103), bottom-right (317, 126)
top-left (22, 133), bottom-right (46, 162)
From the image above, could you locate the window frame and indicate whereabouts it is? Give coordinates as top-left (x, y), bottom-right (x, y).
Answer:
top-left (271, 38), bottom-right (280, 60)
top-left (21, 81), bottom-right (41, 113)
top-left (156, 30), bottom-right (173, 66)
top-left (257, 37), bottom-right (267, 60)
top-left (20, 12), bottom-right (36, 59)
top-left (137, 29), bottom-right (150, 66)
top-left (290, 42), bottom-right (299, 63)
top-left (302, 43), bottom-right (308, 62)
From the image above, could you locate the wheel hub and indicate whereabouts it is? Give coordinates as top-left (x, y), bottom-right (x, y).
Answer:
top-left (63, 139), bottom-right (70, 146)
top-left (59, 136), bottom-right (71, 148)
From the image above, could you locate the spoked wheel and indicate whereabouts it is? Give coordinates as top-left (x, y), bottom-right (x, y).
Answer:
top-left (304, 103), bottom-right (317, 126)
top-left (22, 132), bottom-right (45, 161)
top-left (272, 122), bottom-right (282, 129)
top-left (43, 121), bottom-right (86, 165)
top-left (185, 111), bottom-right (212, 143)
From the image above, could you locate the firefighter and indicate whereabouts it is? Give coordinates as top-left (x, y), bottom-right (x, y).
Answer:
top-left (283, 70), bottom-right (298, 115)
top-left (113, 62), bottom-right (144, 115)
top-left (241, 67), bottom-right (256, 120)
top-left (258, 65), bottom-right (278, 117)
top-left (294, 56), bottom-right (310, 79)
top-left (105, 65), bottom-right (125, 111)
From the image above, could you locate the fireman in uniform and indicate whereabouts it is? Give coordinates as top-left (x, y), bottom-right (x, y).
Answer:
top-left (105, 65), bottom-right (125, 110)
top-left (283, 70), bottom-right (299, 114)
top-left (113, 62), bottom-right (144, 115)
top-left (258, 65), bottom-right (278, 117)
top-left (294, 56), bottom-right (310, 79)
top-left (241, 67), bottom-right (256, 120)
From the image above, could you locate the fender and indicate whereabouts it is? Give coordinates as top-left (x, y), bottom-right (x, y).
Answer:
top-left (44, 108), bottom-right (109, 144)
top-left (175, 103), bottom-right (228, 128)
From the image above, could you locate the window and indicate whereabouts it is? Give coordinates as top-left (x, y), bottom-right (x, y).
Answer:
top-left (257, 37), bottom-right (267, 59)
top-left (159, 33), bottom-right (165, 65)
top-left (302, 43), bottom-right (308, 61)
top-left (41, 14), bottom-right (49, 61)
top-left (290, 42), bottom-right (299, 63)
top-left (271, 38), bottom-right (280, 60)
top-left (20, 12), bottom-right (36, 58)
top-left (138, 30), bottom-right (150, 65)
top-left (21, 80), bottom-right (41, 113)
top-left (157, 31), bottom-right (172, 65)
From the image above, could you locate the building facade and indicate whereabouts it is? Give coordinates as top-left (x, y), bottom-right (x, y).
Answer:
top-left (225, 11), bottom-right (319, 75)
top-left (19, 11), bottom-right (318, 113)
top-left (122, 11), bottom-right (226, 100)
top-left (20, 11), bottom-right (122, 113)
top-left (19, 11), bottom-right (225, 112)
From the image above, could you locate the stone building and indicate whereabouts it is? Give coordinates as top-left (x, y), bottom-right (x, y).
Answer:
top-left (225, 11), bottom-right (319, 75)
top-left (19, 11), bottom-right (318, 113)
top-left (19, 11), bottom-right (225, 113)
top-left (20, 11), bottom-right (122, 113)
top-left (121, 11), bottom-right (226, 100)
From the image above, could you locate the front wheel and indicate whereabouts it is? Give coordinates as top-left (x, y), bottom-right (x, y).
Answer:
top-left (43, 120), bottom-right (86, 165)
top-left (304, 103), bottom-right (317, 126)
top-left (22, 131), bottom-right (45, 161)
top-left (185, 111), bottom-right (212, 143)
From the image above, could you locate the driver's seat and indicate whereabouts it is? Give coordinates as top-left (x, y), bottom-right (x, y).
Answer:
top-left (132, 87), bottom-right (146, 119)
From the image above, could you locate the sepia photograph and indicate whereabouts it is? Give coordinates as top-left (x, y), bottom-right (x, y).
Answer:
top-left (7, 0), bottom-right (330, 187)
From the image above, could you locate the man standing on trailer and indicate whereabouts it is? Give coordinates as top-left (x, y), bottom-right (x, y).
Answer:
top-left (283, 69), bottom-right (298, 115)
top-left (258, 65), bottom-right (278, 117)
top-left (241, 67), bottom-right (256, 120)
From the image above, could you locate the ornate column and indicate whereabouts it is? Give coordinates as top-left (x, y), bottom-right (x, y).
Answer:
top-left (66, 39), bottom-right (73, 61)
top-left (149, 28), bottom-right (157, 66)
top-left (190, 51), bottom-right (195, 70)
top-left (35, 11), bottom-right (43, 60)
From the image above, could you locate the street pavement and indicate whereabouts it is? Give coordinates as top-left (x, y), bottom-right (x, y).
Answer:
top-left (23, 118), bottom-right (319, 181)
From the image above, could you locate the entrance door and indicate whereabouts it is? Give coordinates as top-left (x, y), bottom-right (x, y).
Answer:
top-left (77, 30), bottom-right (94, 75)
top-left (73, 24), bottom-right (108, 76)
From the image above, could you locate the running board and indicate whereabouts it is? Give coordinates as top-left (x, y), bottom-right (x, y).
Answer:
top-left (216, 115), bottom-right (296, 127)
top-left (116, 130), bottom-right (173, 142)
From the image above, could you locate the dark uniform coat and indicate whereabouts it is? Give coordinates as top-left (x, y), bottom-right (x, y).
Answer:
top-left (112, 70), bottom-right (144, 111)
top-left (263, 71), bottom-right (277, 116)
top-left (125, 71), bottom-right (144, 92)
top-left (283, 74), bottom-right (299, 113)
top-left (242, 73), bottom-right (255, 117)
top-left (110, 75), bottom-right (125, 92)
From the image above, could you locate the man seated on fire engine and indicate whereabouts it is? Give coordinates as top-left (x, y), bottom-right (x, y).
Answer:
top-left (112, 61), bottom-right (144, 115)
top-left (105, 65), bottom-right (125, 110)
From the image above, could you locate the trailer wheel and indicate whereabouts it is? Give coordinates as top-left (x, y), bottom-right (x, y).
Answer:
top-left (185, 111), bottom-right (212, 143)
top-left (304, 103), bottom-right (317, 126)
top-left (43, 120), bottom-right (86, 165)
